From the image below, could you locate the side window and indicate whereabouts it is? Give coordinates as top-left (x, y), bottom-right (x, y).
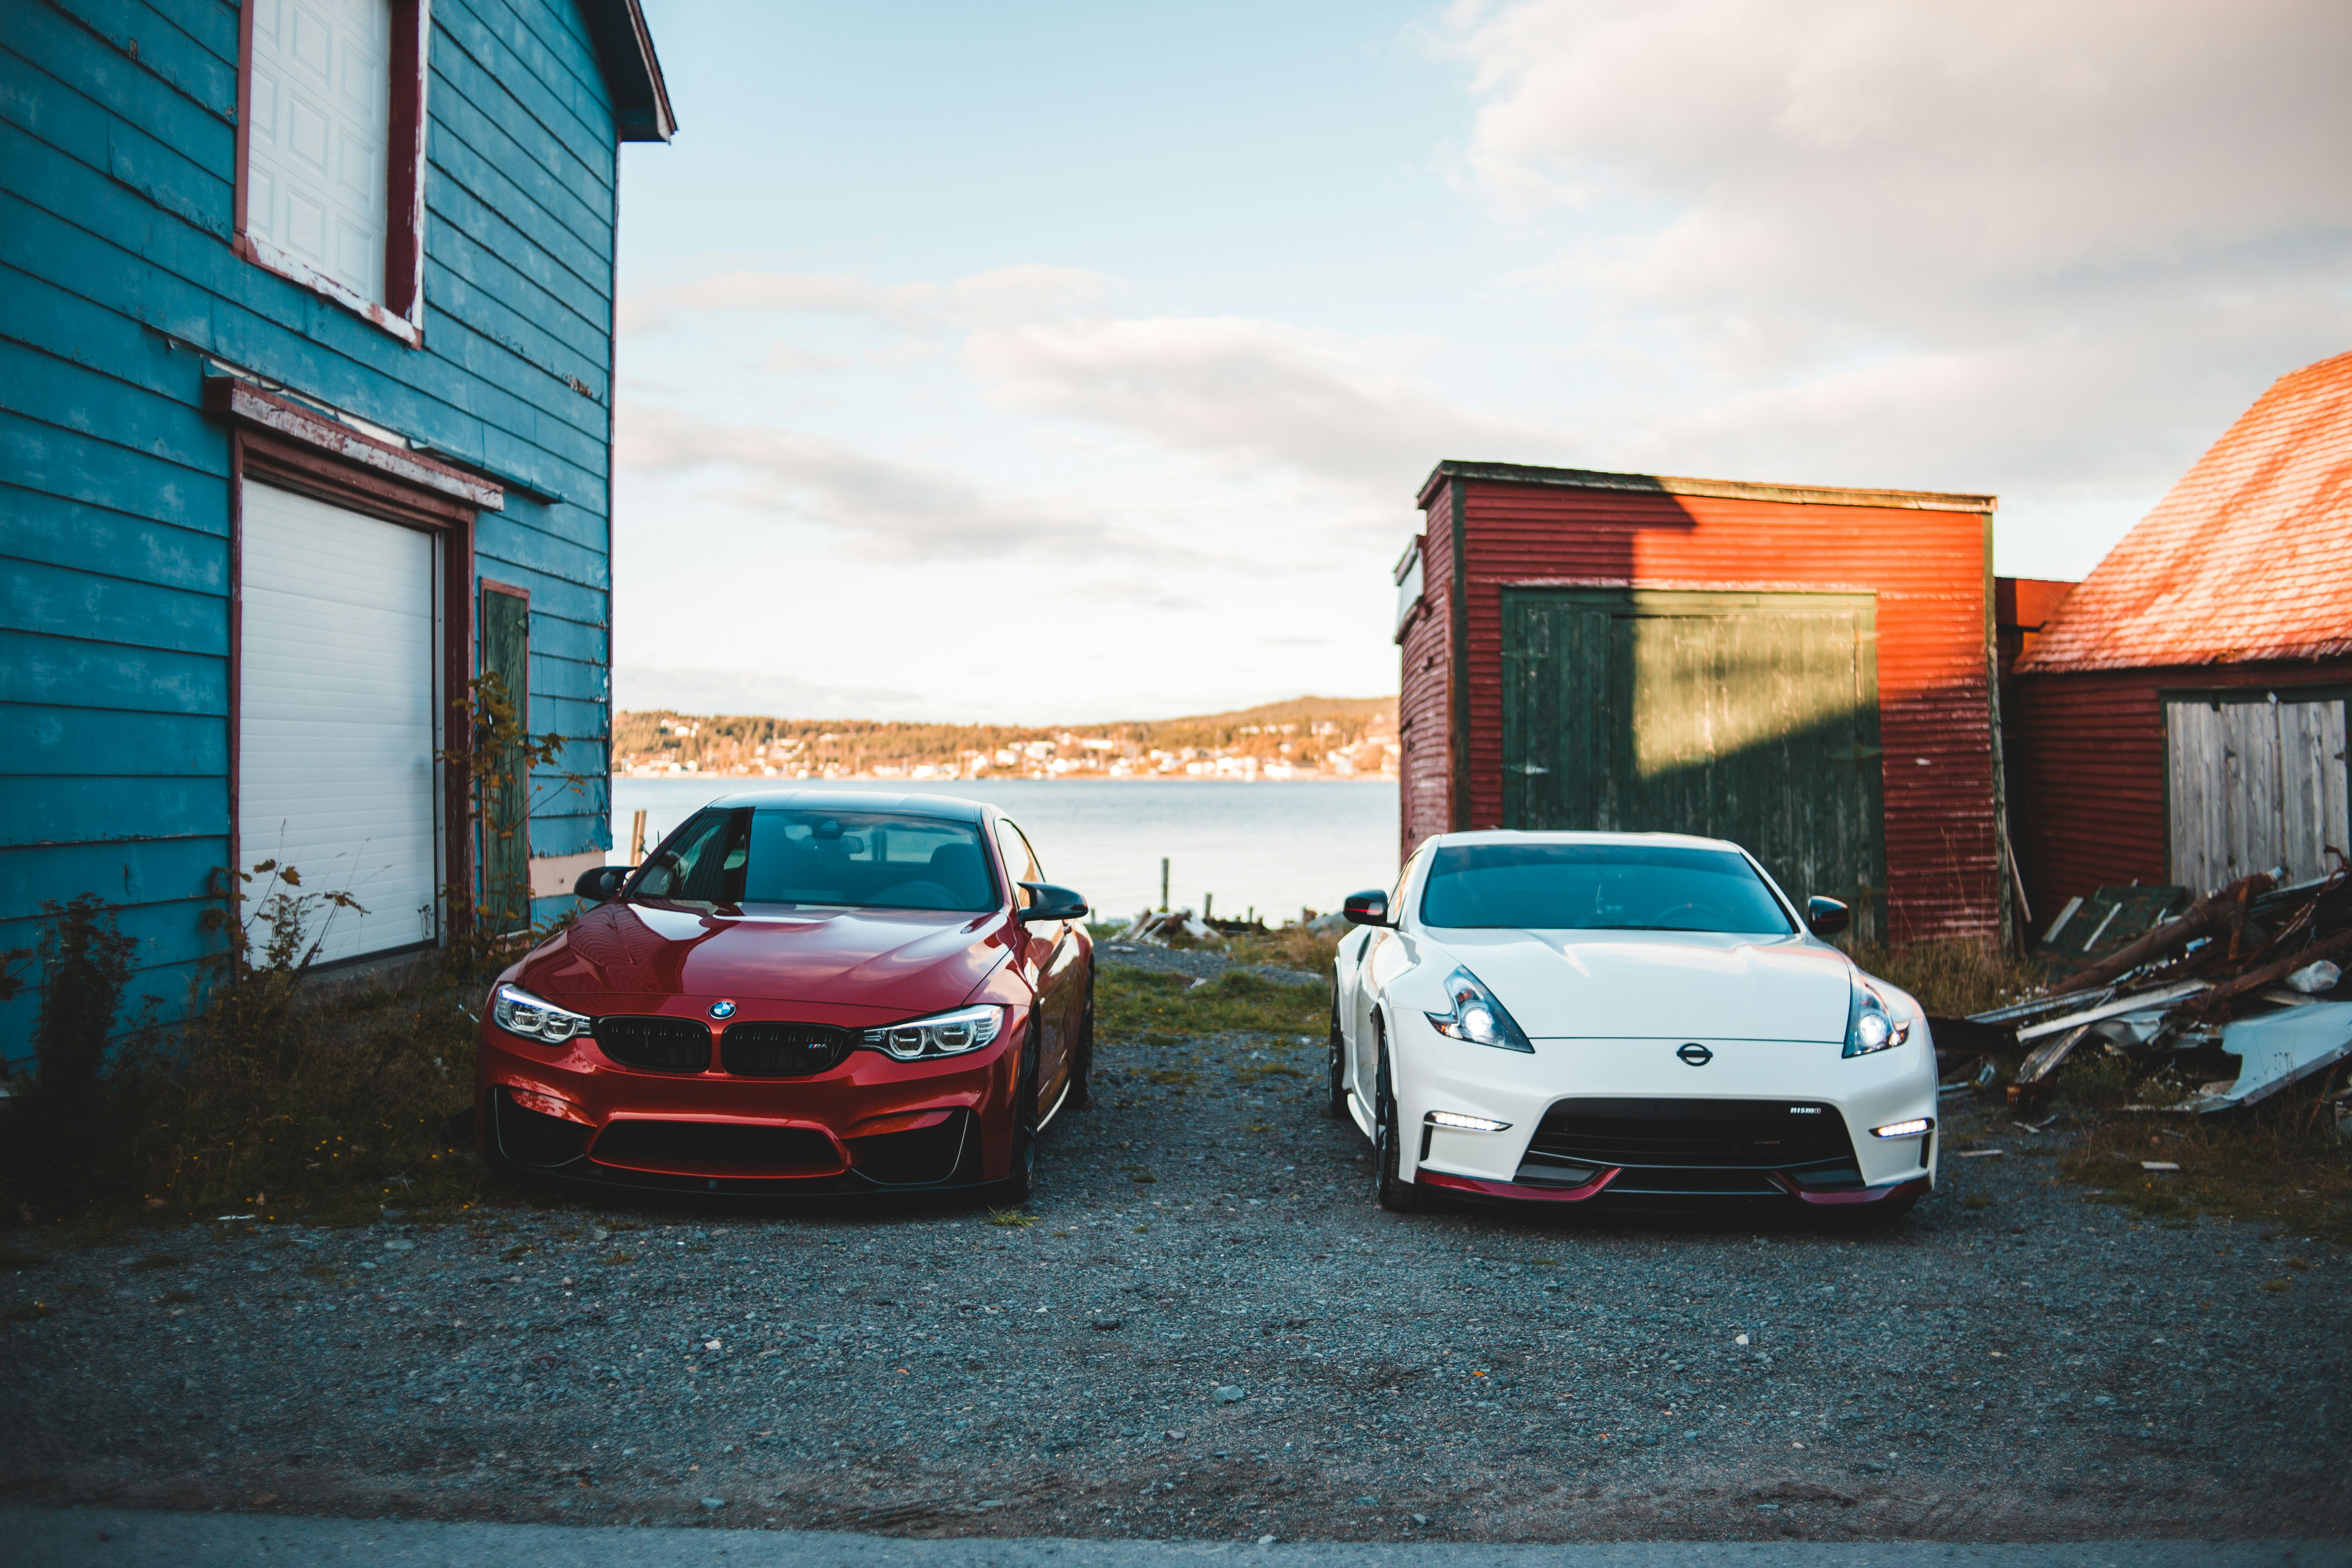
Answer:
top-left (1389, 845), bottom-right (1426, 924)
top-left (634, 809), bottom-right (749, 905)
top-left (995, 819), bottom-right (1039, 907)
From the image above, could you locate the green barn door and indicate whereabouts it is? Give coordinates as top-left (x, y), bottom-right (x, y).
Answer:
top-left (1502, 588), bottom-right (1886, 938)
top-left (479, 587), bottom-right (531, 935)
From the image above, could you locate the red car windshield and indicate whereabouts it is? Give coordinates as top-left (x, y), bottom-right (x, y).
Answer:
top-left (632, 808), bottom-right (1000, 913)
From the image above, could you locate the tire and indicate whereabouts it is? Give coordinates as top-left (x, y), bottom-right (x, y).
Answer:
top-left (1325, 994), bottom-right (1348, 1120)
top-left (1068, 970), bottom-right (1096, 1112)
top-left (997, 1039), bottom-right (1040, 1205)
top-left (1373, 1021), bottom-right (1438, 1214)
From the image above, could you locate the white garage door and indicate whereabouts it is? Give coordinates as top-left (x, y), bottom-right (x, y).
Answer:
top-left (239, 482), bottom-right (440, 964)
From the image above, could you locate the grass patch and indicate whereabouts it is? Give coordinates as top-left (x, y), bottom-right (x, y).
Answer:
top-left (0, 1246), bottom-right (46, 1270)
top-left (5, 1302), bottom-right (52, 1322)
top-left (599, 1251), bottom-right (635, 1267)
top-left (157, 1288), bottom-right (199, 1305)
top-left (128, 1253), bottom-right (181, 1271)
top-left (499, 1244), bottom-right (534, 1263)
top-left (2051, 1056), bottom-right (2352, 1243)
top-left (1097, 966), bottom-right (1328, 1044)
top-left (984, 1208), bottom-right (1036, 1228)
top-left (1845, 939), bottom-right (2046, 1016)
top-left (1219, 926), bottom-right (1342, 975)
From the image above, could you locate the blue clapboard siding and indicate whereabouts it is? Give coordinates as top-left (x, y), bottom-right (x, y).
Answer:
top-left (0, 0), bottom-right (638, 1064)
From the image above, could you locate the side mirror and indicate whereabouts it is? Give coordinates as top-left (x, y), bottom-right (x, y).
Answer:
top-left (1342, 888), bottom-right (1392, 927)
top-left (1806, 896), bottom-right (1850, 936)
top-left (573, 864), bottom-right (631, 903)
top-left (1017, 882), bottom-right (1089, 922)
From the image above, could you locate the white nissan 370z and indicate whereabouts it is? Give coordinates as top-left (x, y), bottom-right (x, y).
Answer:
top-left (1329, 830), bottom-right (1938, 1221)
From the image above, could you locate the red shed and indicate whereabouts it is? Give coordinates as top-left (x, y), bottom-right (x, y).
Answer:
top-left (2011, 349), bottom-right (2352, 919)
top-left (1397, 461), bottom-right (2005, 946)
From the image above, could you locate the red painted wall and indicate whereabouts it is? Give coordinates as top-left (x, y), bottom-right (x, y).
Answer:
top-left (1403, 470), bottom-right (2002, 945)
top-left (1398, 482), bottom-right (1455, 863)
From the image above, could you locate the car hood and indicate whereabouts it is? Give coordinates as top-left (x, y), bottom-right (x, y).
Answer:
top-left (515, 901), bottom-right (1012, 1017)
top-left (1418, 928), bottom-right (1854, 1043)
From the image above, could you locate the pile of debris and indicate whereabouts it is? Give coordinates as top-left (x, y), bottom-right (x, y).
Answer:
top-left (1963, 867), bottom-right (2352, 1118)
top-left (1111, 908), bottom-right (1219, 946)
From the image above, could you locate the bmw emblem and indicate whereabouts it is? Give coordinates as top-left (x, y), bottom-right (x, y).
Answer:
top-left (1676, 1042), bottom-right (1714, 1066)
top-left (709, 999), bottom-right (737, 1020)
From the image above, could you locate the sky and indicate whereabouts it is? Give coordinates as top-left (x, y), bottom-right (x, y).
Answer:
top-left (612, 0), bottom-right (2352, 726)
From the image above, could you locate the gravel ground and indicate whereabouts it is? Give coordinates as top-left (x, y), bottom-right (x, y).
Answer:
top-left (4, 966), bottom-right (2348, 1542)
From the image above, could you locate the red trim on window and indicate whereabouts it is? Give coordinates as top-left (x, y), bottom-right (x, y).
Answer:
top-left (384, 0), bottom-right (429, 328)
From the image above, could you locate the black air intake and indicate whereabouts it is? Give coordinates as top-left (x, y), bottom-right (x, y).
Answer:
top-left (1525, 1097), bottom-right (1856, 1170)
top-left (721, 1021), bottom-right (854, 1077)
top-left (592, 1015), bottom-right (711, 1073)
top-left (592, 1120), bottom-right (838, 1173)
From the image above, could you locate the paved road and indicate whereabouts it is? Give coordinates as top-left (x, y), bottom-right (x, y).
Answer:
top-left (10, 1508), bottom-right (2349, 1568)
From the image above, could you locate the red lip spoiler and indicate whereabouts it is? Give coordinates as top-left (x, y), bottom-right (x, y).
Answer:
top-left (1416, 1167), bottom-right (1622, 1203)
top-left (1770, 1173), bottom-right (1932, 1206)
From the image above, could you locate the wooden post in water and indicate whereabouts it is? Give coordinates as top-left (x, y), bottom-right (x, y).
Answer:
top-left (629, 808), bottom-right (648, 863)
top-left (1160, 858), bottom-right (1169, 911)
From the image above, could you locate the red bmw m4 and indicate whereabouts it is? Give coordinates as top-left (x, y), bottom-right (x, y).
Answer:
top-left (475, 792), bottom-right (1093, 1200)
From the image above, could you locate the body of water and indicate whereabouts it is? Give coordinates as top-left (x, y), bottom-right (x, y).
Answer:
top-left (609, 778), bottom-right (1399, 924)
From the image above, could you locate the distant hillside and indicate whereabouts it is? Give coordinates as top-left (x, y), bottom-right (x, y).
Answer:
top-left (614, 695), bottom-right (1399, 782)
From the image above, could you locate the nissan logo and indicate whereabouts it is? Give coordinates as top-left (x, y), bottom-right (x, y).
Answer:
top-left (1676, 1042), bottom-right (1714, 1066)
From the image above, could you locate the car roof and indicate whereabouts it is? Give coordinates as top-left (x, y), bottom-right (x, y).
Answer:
top-left (701, 789), bottom-right (993, 824)
top-left (1430, 828), bottom-right (1751, 854)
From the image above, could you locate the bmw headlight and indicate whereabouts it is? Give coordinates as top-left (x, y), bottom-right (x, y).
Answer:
top-left (1425, 966), bottom-right (1534, 1054)
top-left (491, 983), bottom-right (591, 1045)
top-left (863, 1004), bottom-right (1005, 1061)
top-left (1844, 979), bottom-right (1911, 1058)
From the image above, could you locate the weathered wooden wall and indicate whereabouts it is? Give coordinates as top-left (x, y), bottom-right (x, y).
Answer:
top-left (0, 0), bottom-right (621, 1056)
top-left (1396, 482), bottom-right (1455, 863)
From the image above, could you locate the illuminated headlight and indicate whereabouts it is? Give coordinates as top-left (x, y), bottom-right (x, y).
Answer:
top-left (1873, 1118), bottom-right (1932, 1139)
top-left (491, 983), bottom-right (591, 1045)
top-left (1427, 1111), bottom-right (1512, 1132)
top-left (1424, 966), bottom-right (1534, 1054)
top-left (1843, 980), bottom-right (1912, 1058)
top-left (862, 1004), bottom-right (1004, 1060)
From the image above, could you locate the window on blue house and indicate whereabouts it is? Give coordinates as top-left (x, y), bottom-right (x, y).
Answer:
top-left (236, 0), bottom-right (429, 344)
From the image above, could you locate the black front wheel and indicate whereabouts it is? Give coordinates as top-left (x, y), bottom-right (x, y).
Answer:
top-left (1373, 1025), bottom-right (1437, 1214)
top-left (1068, 970), bottom-right (1096, 1112)
top-left (1325, 995), bottom-right (1347, 1120)
top-left (997, 1044), bottom-right (1039, 1204)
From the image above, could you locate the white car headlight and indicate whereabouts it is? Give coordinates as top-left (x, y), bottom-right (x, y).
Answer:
top-left (862, 1004), bottom-right (1005, 1061)
top-left (1844, 979), bottom-right (1912, 1058)
top-left (1424, 966), bottom-right (1534, 1054)
top-left (491, 983), bottom-right (591, 1045)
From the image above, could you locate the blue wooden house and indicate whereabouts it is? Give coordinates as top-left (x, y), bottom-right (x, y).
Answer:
top-left (0, 0), bottom-right (672, 1058)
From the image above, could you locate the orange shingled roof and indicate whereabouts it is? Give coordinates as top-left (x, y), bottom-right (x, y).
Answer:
top-left (2018, 349), bottom-right (2352, 673)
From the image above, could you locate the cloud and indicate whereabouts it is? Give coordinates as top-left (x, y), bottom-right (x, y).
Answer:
top-left (616, 404), bottom-right (1191, 564)
top-left (1428, 0), bottom-right (2352, 525)
top-left (614, 664), bottom-right (924, 720)
top-left (621, 263), bottom-right (1112, 338)
top-left (966, 315), bottom-right (1560, 493)
top-left (1442, 0), bottom-right (2352, 330)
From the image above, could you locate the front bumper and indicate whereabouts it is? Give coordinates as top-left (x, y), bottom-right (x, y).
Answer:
top-left (476, 1009), bottom-right (1023, 1195)
top-left (1390, 1011), bottom-right (1938, 1209)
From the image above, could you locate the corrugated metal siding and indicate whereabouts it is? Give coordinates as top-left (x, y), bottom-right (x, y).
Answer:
top-left (1398, 486), bottom-right (1454, 860)
top-left (1442, 479), bottom-right (1998, 944)
top-left (2011, 658), bottom-right (2352, 927)
top-left (0, 0), bottom-right (622, 1056)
